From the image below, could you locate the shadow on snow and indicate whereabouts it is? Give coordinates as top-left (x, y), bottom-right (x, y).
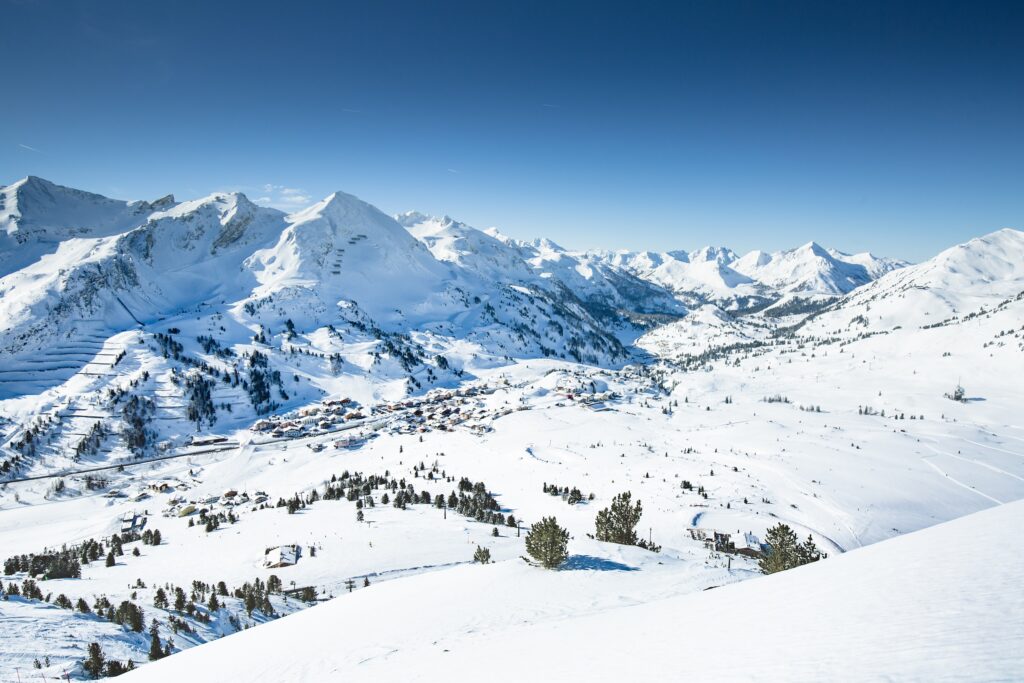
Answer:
top-left (561, 555), bottom-right (638, 572)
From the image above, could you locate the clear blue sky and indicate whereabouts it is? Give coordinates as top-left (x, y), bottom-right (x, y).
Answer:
top-left (2, 0), bottom-right (1021, 261)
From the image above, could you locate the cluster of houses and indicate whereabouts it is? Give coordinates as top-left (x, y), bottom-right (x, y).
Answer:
top-left (250, 398), bottom-right (364, 439)
top-left (372, 384), bottom-right (507, 435)
top-left (689, 527), bottom-right (765, 558)
top-left (244, 374), bottom-right (625, 451)
top-left (152, 483), bottom-right (270, 519)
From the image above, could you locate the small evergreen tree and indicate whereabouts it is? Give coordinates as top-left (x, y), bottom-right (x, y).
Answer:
top-left (473, 545), bottom-right (491, 564)
top-left (83, 642), bottom-right (105, 679)
top-left (525, 517), bottom-right (569, 569)
top-left (759, 523), bottom-right (800, 574)
top-left (795, 534), bottom-right (824, 566)
top-left (105, 551), bottom-right (115, 567)
top-left (148, 623), bottom-right (164, 661)
top-left (594, 491), bottom-right (642, 545)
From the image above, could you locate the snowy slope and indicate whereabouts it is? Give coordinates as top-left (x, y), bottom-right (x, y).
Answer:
top-left (124, 499), bottom-right (1024, 682)
top-left (637, 303), bottom-right (773, 360)
top-left (248, 193), bottom-right (456, 329)
top-left (397, 211), bottom-right (536, 283)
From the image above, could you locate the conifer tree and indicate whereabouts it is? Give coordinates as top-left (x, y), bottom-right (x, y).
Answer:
top-left (594, 491), bottom-right (642, 545)
top-left (795, 534), bottom-right (824, 566)
top-left (525, 517), bottom-right (569, 569)
top-left (473, 545), bottom-right (492, 564)
top-left (148, 623), bottom-right (164, 661)
top-left (759, 523), bottom-right (800, 574)
top-left (83, 642), bottom-right (105, 679)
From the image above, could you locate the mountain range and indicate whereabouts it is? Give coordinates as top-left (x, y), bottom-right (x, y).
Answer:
top-left (0, 176), bottom-right (913, 369)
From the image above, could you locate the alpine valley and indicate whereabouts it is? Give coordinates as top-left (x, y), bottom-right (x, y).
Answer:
top-left (1, 177), bottom-right (1022, 681)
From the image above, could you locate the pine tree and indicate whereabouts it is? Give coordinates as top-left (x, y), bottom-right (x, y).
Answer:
top-left (525, 517), bottom-right (569, 569)
top-left (105, 551), bottom-right (115, 567)
top-left (473, 545), bottom-right (492, 564)
top-left (759, 523), bottom-right (800, 574)
top-left (83, 642), bottom-right (105, 679)
top-left (148, 623), bottom-right (164, 661)
top-left (795, 534), bottom-right (824, 566)
top-left (594, 491), bottom-right (642, 545)
top-left (154, 587), bottom-right (168, 609)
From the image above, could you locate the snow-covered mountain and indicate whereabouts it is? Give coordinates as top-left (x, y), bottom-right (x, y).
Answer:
top-left (732, 241), bottom-right (909, 295)
top-left (396, 212), bottom-right (535, 284)
top-left (0, 180), bottom-right (1020, 681)
top-left (589, 240), bottom-right (909, 310)
top-left (0, 179), bottom-right (634, 380)
top-left (0, 176), bottom-right (169, 278)
top-left (800, 228), bottom-right (1024, 336)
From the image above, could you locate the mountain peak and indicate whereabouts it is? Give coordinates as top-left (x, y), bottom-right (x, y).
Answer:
top-left (689, 245), bottom-right (737, 264)
top-left (291, 190), bottom-right (381, 224)
top-left (798, 241), bottom-right (830, 257)
top-left (395, 210), bottom-right (431, 227)
top-left (529, 237), bottom-right (565, 253)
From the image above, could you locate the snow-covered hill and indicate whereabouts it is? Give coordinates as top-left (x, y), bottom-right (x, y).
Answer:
top-left (122, 499), bottom-right (1024, 682)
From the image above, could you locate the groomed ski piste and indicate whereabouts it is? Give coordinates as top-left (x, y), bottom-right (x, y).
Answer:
top-left (0, 177), bottom-right (1022, 681)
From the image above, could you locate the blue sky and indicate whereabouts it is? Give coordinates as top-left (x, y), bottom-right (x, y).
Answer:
top-left (2, 0), bottom-right (1022, 261)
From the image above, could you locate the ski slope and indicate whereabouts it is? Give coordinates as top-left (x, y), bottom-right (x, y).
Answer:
top-left (125, 499), bottom-right (1024, 682)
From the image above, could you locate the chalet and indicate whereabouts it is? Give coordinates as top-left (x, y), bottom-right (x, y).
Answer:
top-left (148, 481), bottom-right (172, 493)
top-left (731, 531), bottom-right (764, 558)
top-left (688, 528), bottom-right (734, 552)
top-left (264, 544), bottom-right (301, 568)
top-left (187, 435), bottom-right (228, 447)
top-left (120, 513), bottom-right (146, 534)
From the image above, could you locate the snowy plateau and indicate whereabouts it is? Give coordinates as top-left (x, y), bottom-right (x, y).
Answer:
top-left (0, 176), bottom-right (1022, 681)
